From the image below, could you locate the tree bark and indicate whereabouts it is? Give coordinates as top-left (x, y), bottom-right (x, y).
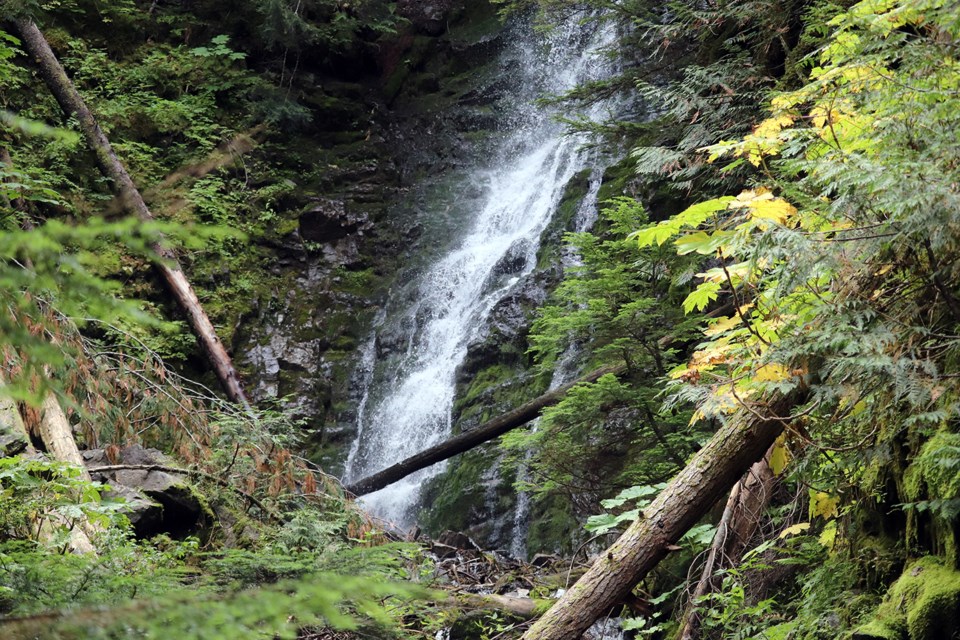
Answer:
top-left (345, 363), bottom-right (626, 496)
top-left (520, 392), bottom-right (802, 640)
top-left (678, 448), bottom-right (776, 640)
top-left (0, 372), bottom-right (95, 553)
top-left (36, 387), bottom-right (99, 552)
top-left (13, 19), bottom-right (250, 409)
top-left (37, 389), bottom-right (89, 476)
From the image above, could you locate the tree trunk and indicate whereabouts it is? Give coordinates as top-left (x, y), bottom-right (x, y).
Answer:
top-left (36, 387), bottom-right (99, 552)
top-left (0, 372), bottom-right (95, 553)
top-left (520, 393), bottom-right (801, 640)
top-left (678, 448), bottom-right (776, 640)
top-left (37, 390), bottom-right (89, 475)
top-left (345, 363), bottom-right (626, 496)
top-left (13, 19), bottom-right (250, 409)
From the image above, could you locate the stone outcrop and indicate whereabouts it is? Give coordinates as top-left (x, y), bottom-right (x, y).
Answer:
top-left (84, 445), bottom-right (207, 538)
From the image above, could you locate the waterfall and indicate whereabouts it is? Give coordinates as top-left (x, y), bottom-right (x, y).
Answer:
top-left (344, 13), bottom-right (623, 528)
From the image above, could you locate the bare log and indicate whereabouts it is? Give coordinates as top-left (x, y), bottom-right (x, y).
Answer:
top-left (519, 392), bottom-right (803, 640)
top-left (458, 593), bottom-right (548, 618)
top-left (36, 387), bottom-right (98, 552)
top-left (678, 448), bottom-right (776, 640)
top-left (345, 363), bottom-right (626, 496)
top-left (37, 390), bottom-right (88, 474)
top-left (0, 371), bottom-right (95, 553)
top-left (13, 19), bottom-right (250, 409)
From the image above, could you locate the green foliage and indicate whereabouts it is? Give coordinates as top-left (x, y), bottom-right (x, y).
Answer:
top-left (622, 0), bottom-right (960, 635)
top-left (510, 197), bottom-right (700, 516)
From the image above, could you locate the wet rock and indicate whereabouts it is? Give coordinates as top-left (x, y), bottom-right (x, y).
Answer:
top-left (490, 239), bottom-right (531, 280)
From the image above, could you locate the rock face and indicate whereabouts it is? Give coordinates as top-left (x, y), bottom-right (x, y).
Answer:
top-left (84, 445), bottom-right (207, 538)
top-left (397, 0), bottom-right (455, 36)
top-left (231, 0), bottom-right (511, 478)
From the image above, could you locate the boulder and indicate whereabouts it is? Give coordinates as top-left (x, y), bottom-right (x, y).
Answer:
top-left (84, 445), bottom-right (207, 539)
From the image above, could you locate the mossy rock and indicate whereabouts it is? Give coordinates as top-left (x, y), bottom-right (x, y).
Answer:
top-left (853, 556), bottom-right (960, 640)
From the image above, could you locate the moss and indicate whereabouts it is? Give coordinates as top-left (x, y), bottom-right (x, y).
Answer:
top-left (525, 494), bottom-right (578, 555)
top-left (596, 154), bottom-right (636, 204)
top-left (901, 430), bottom-right (960, 566)
top-left (535, 168), bottom-right (591, 270)
top-left (419, 448), bottom-right (497, 535)
top-left (853, 556), bottom-right (960, 640)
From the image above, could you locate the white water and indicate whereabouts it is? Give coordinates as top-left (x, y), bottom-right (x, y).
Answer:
top-left (344, 15), bottom-right (622, 528)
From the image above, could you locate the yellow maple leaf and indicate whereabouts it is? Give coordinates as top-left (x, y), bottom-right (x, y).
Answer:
top-left (731, 187), bottom-right (775, 207)
top-left (819, 520), bottom-right (838, 549)
top-left (748, 198), bottom-right (798, 224)
top-left (770, 434), bottom-right (790, 475)
top-left (704, 315), bottom-right (741, 337)
top-left (754, 113), bottom-right (795, 138)
top-left (755, 363), bottom-right (791, 382)
top-left (779, 522), bottom-right (811, 539)
top-left (810, 491), bottom-right (840, 520)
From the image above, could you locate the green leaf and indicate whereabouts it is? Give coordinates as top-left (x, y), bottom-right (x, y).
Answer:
top-left (682, 281), bottom-right (722, 313)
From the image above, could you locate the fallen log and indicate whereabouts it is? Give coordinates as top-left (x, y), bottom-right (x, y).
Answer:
top-left (520, 391), bottom-right (804, 640)
top-left (457, 593), bottom-right (549, 619)
top-left (344, 363), bottom-right (626, 496)
top-left (13, 19), bottom-right (250, 409)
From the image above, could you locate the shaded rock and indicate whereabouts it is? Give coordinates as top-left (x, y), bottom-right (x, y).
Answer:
top-left (438, 530), bottom-right (481, 551)
top-left (531, 553), bottom-right (561, 568)
top-left (0, 429), bottom-right (28, 457)
top-left (84, 446), bottom-right (206, 539)
top-left (397, 0), bottom-right (454, 36)
top-left (299, 198), bottom-right (372, 244)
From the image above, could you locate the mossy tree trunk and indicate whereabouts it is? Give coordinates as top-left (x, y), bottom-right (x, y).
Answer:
top-left (520, 393), bottom-right (801, 640)
top-left (13, 18), bottom-right (250, 409)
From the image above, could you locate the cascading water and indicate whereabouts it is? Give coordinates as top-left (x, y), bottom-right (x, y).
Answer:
top-left (344, 13), bottom-right (623, 529)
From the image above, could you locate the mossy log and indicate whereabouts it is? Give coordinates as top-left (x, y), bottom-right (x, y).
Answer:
top-left (14, 19), bottom-right (250, 409)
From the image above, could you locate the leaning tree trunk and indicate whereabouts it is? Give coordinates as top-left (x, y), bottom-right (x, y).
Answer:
top-left (0, 371), bottom-right (96, 553)
top-left (13, 19), bottom-right (250, 409)
top-left (520, 393), bottom-right (802, 640)
top-left (678, 448), bottom-right (776, 640)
